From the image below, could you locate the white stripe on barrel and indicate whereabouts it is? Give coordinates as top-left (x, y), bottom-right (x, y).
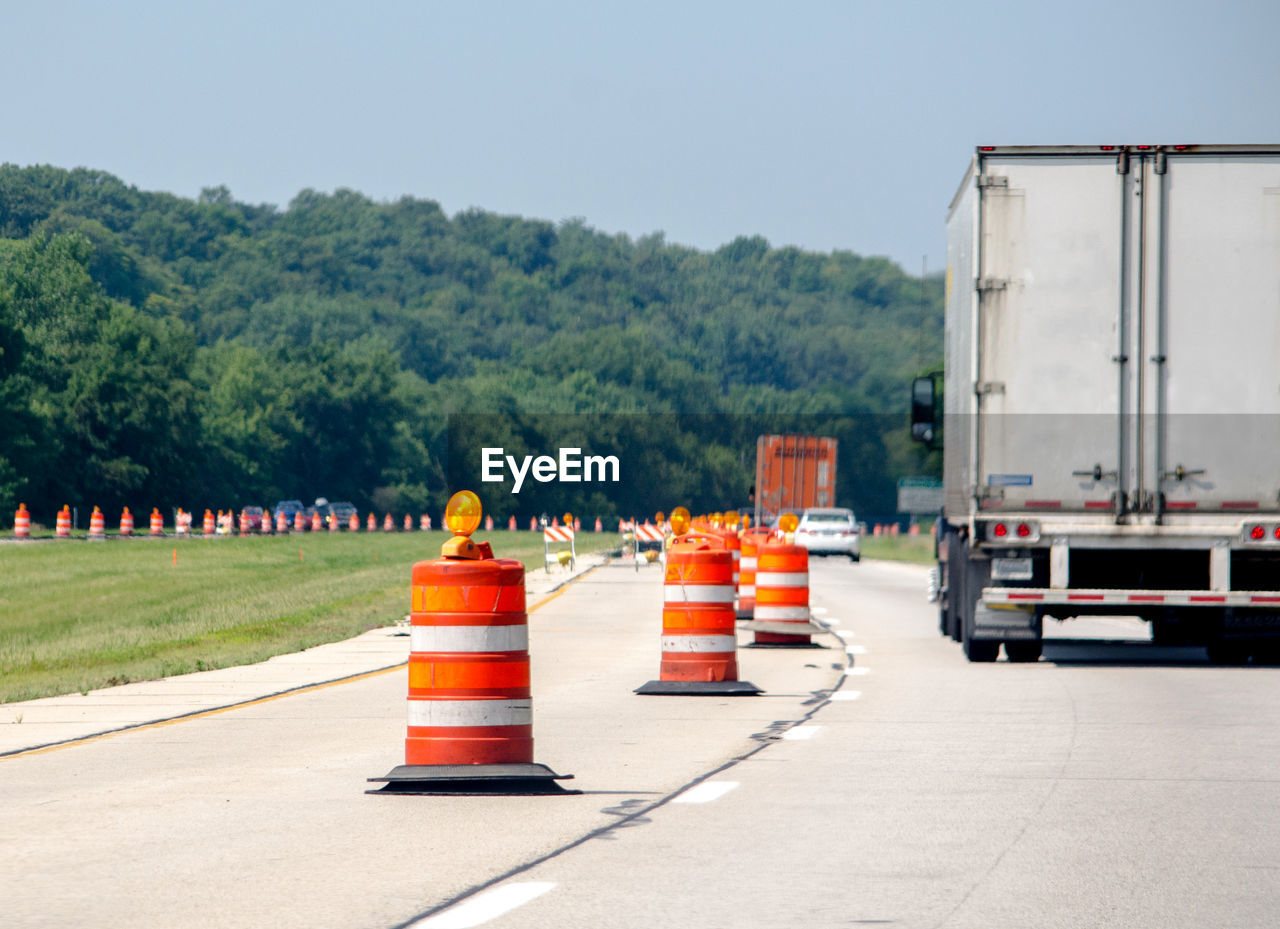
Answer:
top-left (756, 571), bottom-right (809, 587)
top-left (663, 585), bottom-right (737, 603)
top-left (407, 699), bottom-right (533, 727)
top-left (755, 605), bottom-right (811, 621)
top-left (661, 635), bottom-right (738, 653)
top-left (740, 557), bottom-right (757, 570)
top-left (739, 584), bottom-right (756, 597)
top-left (410, 625), bottom-right (528, 653)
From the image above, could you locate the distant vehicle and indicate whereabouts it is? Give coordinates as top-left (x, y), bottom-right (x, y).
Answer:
top-left (274, 500), bottom-right (304, 520)
top-left (796, 508), bottom-right (860, 561)
top-left (754, 434), bottom-right (838, 528)
top-left (242, 505), bottom-right (265, 532)
top-left (326, 501), bottom-right (357, 528)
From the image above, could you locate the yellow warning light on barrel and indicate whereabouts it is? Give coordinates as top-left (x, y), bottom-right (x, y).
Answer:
top-left (655, 511), bottom-right (665, 525)
top-left (724, 510), bottom-right (740, 529)
top-left (779, 513), bottom-right (799, 533)
top-left (742, 514), bottom-right (751, 530)
top-left (445, 491), bottom-right (483, 537)
top-left (563, 512), bottom-right (573, 528)
top-left (670, 506), bottom-right (690, 536)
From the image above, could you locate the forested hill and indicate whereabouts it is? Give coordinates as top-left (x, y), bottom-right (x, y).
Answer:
top-left (0, 164), bottom-right (941, 521)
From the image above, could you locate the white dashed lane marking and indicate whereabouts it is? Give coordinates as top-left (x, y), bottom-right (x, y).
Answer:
top-left (673, 780), bottom-right (740, 804)
top-left (783, 725), bottom-right (822, 740)
top-left (408, 882), bottom-right (556, 929)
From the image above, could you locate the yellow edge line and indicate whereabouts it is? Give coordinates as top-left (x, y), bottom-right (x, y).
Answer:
top-left (4, 563), bottom-right (598, 761)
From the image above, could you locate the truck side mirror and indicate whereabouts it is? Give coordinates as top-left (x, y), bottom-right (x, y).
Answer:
top-left (911, 376), bottom-right (936, 445)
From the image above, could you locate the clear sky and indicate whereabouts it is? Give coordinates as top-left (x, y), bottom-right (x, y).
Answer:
top-left (4, 0), bottom-right (1278, 272)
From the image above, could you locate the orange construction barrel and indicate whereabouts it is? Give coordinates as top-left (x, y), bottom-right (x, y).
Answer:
top-left (636, 533), bottom-right (760, 696)
top-left (120, 507), bottom-right (134, 537)
top-left (369, 490), bottom-right (575, 795)
top-left (749, 540), bottom-right (821, 647)
top-left (88, 506), bottom-right (105, 540)
top-left (56, 505), bottom-right (72, 538)
top-left (13, 503), bottom-right (30, 540)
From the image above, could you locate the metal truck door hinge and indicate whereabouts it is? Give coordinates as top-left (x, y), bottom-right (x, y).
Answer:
top-left (1155, 151), bottom-right (1168, 174)
top-left (975, 381), bottom-right (1006, 396)
top-left (977, 175), bottom-right (1009, 189)
top-left (976, 277), bottom-right (1008, 293)
top-left (1117, 151), bottom-right (1130, 175)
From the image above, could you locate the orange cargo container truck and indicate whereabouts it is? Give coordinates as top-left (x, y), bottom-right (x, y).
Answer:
top-left (754, 435), bottom-right (838, 526)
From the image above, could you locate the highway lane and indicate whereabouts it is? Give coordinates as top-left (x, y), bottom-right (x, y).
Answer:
top-left (0, 563), bottom-right (846, 929)
top-left (430, 558), bottom-right (1280, 929)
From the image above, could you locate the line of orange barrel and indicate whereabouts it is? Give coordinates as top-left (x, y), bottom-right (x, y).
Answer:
top-left (7, 506), bottom-right (620, 539)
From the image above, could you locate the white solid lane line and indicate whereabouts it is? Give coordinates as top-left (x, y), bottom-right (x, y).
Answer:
top-left (845, 644), bottom-right (867, 654)
top-left (673, 780), bottom-right (740, 804)
top-left (811, 606), bottom-right (829, 615)
top-left (846, 667), bottom-right (871, 676)
top-left (836, 629), bottom-right (856, 638)
top-left (831, 690), bottom-right (862, 701)
top-left (783, 725), bottom-right (822, 740)
top-left (408, 882), bottom-right (556, 929)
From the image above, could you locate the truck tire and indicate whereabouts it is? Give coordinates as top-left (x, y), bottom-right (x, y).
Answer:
top-left (1004, 640), bottom-right (1043, 663)
top-left (962, 598), bottom-right (999, 662)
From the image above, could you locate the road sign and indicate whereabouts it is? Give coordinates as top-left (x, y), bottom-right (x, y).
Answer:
top-left (898, 477), bottom-right (943, 514)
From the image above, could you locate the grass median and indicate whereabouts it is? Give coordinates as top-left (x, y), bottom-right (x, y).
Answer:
top-left (0, 530), bottom-right (615, 704)
top-left (860, 533), bottom-right (936, 565)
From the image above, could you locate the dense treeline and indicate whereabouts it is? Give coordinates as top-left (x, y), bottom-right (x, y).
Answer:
top-left (0, 165), bottom-right (941, 524)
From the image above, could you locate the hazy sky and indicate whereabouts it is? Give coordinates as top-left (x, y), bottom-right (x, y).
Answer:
top-left (4, 0), bottom-right (1278, 271)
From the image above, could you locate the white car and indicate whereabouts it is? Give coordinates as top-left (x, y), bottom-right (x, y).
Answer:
top-left (795, 508), bottom-right (861, 561)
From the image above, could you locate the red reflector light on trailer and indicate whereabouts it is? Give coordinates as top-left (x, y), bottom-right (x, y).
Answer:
top-left (993, 523), bottom-right (1008, 538)
top-left (1174, 145), bottom-right (1190, 151)
top-left (1100, 145), bottom-right (1116, 151)
top-left (1274, 526), bottom-right (1280, 540)
top-left (980, 146), bottom-right (996, 151)
top-left (1016, 523), bottom-right (1031, 537)
top-left (1136, 145), bottom-right (1153, 150)
top-left (1251, 525), bottom-right (1266, 540)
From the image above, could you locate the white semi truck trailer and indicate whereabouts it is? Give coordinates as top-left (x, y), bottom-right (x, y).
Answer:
top-left (913, 144), bottom-right (1280, 663)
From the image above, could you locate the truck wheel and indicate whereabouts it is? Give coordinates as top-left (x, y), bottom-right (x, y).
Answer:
top-left (1004, 640), bottom-right (1043, 663)
top-left (963, 636), bottom-right (999, 662)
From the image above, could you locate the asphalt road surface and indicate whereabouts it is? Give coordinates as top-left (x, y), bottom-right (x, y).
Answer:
top-left (4, 558), bottom-right (1280, 928)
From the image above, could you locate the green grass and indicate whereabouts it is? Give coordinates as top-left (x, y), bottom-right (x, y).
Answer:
top-left (0, 530), bottom-right (616, 704)
top-left (861, 532), bottom-right (937, 565)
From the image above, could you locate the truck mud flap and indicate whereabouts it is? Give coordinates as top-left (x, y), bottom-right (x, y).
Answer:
top-left (973, 603), bottom-right (1039, 641)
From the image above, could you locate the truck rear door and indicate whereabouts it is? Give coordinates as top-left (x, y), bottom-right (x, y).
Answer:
top-left (975, 154), bottom-right (1126, 513)
top-left (1147, 150), bottom-right (1280, 514)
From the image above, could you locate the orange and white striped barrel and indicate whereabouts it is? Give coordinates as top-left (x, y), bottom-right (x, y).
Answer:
top-left (89, 506), bottom-right (105, 539)
top-left (328, 512), bottom-right (338, 532)
top-left (737, 528), bottom-right (770, 619)
top-left (659, 540), bottom-right (739, 682)
top-left (203, 510), bottom-right (215, 536)
top-left (404, 514), bottom-right (413, 532)
top-left (383, 513), bottom-right (394, 532)
top-left (405, 557), bottom-right (532, 765)
top-left (508, 515), bottom-right (517, 531)
top-left (311, 511), bottom-right (322, 532)
top-left (366, 513), bottom-right (375, 532)
top-left (149, 508), bottom-right (163, 536)
top-left (594, 517), bottom-right (602, 532)
top-left (261, 510), bottom-right (272, 534)
top-left (239, 510), bottom-right (250, 535)
top-left (120, 507), bottom-right (134, 537)
top-left (348, 512), bottom-right (359, 531)
top-left (14, 504), bottom-right (31, 539)
top-left (721, 528), bottom-right (741, 594)
top-left (56, 505), bottom-right (71, 538)
top-left (753, 541), bottom-right (811, 644)
top-left (420, 514), bottom-right (430, 531)
top-left (276, 510), bottom-right (287, 533)
top-left (484, 514), bottom-right (494, 532)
